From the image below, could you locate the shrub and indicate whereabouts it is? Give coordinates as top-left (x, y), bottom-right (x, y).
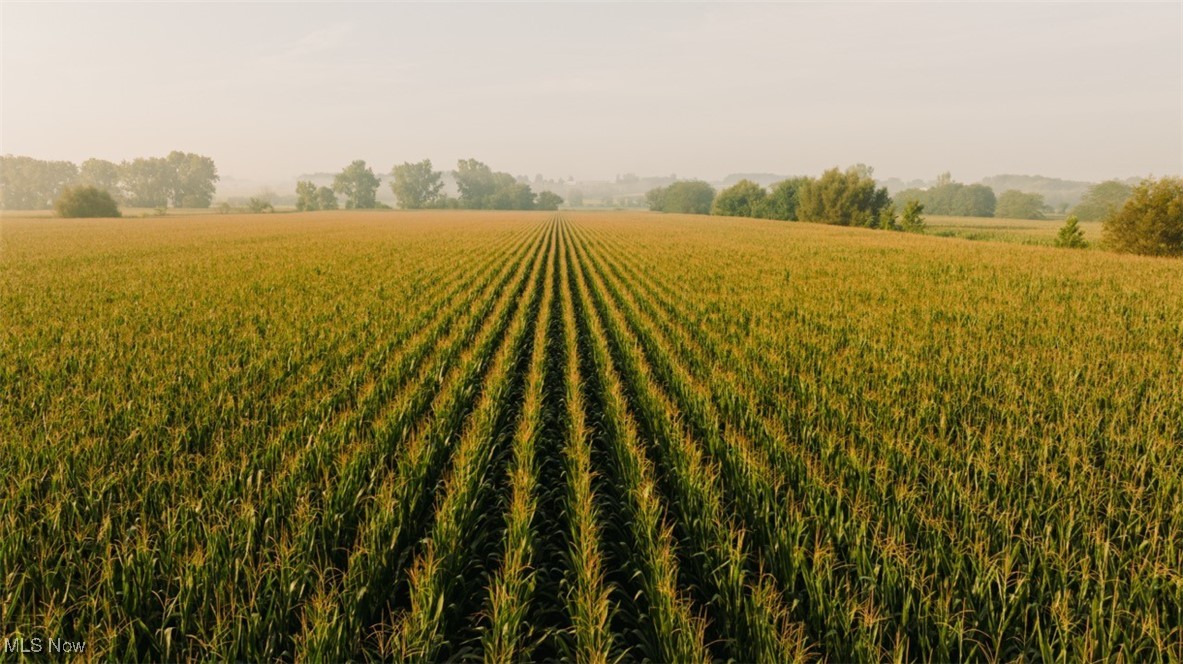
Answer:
top-left (54, 185), bottom-right (121, 218)
top-left (900, 200), bottom-right (925, 232)
top-left (247, 197), bottom-right (274, 213)
top-left (1054, 215), bottom-right (1087, 249)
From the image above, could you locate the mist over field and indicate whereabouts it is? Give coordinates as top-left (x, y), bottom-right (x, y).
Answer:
top-left (3, 2), bottom-right (1180, 189)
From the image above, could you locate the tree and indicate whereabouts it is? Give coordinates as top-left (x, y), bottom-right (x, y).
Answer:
top-left (390, 159), bottom-right (444, 209)
top-left (78, 159), bottom-right (122, 202)
top-left (453, 159), bottom-right (538, 210)
top-left (120, 157), bottom-right (174, 207)
top-left (167, 151), bottom-right (219, 207)
top-left (901, 199), bottom-right (926, 232)
top-left (995, 190), bottom-right (1046, 219)
top-left (455, 159), bottom-right (498, 209)
top-left (658, 180), bottom-right (715, 214)
top-left (568, 189), bottom-right (584, 207)
top-left (317, 186), bottom-right (338, 210)
top-left (760, 178), bottom-right (806, 220)
top-left (1072, 180), bottom-right (1132, 221)
top-left (1102, 177), bottom-right (1183, 256)
top-left (877, 203), bottom-right (899, 230)
top-left (1055, 214), bottom-right (1087, 248)
top-left (796, 165), bottom-right (891, 227)
top-left (55, 185), bottom-right (120, 217)
top-left (711, 179), bottom-right (766, 217)
top-left (897, 176), bottom-right (995, 218)
top-left (536, 191), bottom-right (563, 211)
top-left (0, 155), bottom-right (79, 209)
top-left (295, 181), bottom-right (320, 211)
top-left (489, 181), bottom-right (535, 210)
top-left (952, 184), bottom-right (996, 217)
top-left (645, 186), bottom-right (667, 211)
top-left (333, 160), bottom-right (380, 209)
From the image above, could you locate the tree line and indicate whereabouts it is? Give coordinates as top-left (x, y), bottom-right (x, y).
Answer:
top-left (648, 168), bottom-right (1182, 256)
top-left (893, 173), bottom-right (1143, 222)
top-left (0, 152), bottom-right (218, 210)
top-left (295, 158), bottom-right (564, 212)
top-left (648, 165), bottom-right (926, 232)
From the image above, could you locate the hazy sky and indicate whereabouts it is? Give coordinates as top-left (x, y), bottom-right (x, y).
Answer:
top-left (2, 2), bottom-right (1180, 184)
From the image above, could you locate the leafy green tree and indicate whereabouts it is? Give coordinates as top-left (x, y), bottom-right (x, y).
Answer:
top-left (760, 178), bottom-right (806, 220)
top-left (390, 159), bottom-right (444, 209)
top-left (167, 151), bottom-right (219, 207)
top-left (1055, 214), bottom-right (1087, 248)
top-left (901, 199), bottom-right (926, 232)
top-left (923, 179), bottom-right (960, 216)
top-left (896, 176), bottom-right (994, 217)
top-left (952, 184), bottom-right (996, 217)
top-left (658, 181), bottom-right (715, 214)
top-left (877, 203), bottom-right (899, 230)
top-left (54, 185), bottom-right (120, 217)
top-left (316, 186), bottom-right (338, 210)
top-left (1072, 180), bottom-right (1132, 221)
top-left (332, 160), bottom-right (380, 209)
top-left (295, 181), bottom-right (320, 211)
top-left (995, 190), bottom-right (1046, 219)
top-left (536, 191), bottom-right (563, 211)
top-left (711, 179), bottom-right (766, 217)
top-left (796, 165), bottom-right (891, 227)
top-left (120, 157), bottom-right (174, 208)
top-left (489, 181), bottom-right (535, 210)
top-left (453, 159), bottom-right (538, 210)
top-left (455, 159), bottom-right (498, 209)
top-left (645, 186), bottom-right (667, 211)
top-left (0, 155), bottom-right (79, 209)
top-left (78, 159), bottom-right (122, 202)
top-left (1102, 177), bottom-right (1183, 256)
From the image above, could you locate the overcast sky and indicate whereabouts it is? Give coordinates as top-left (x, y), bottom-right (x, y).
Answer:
top-left (2, 2), bottom-right (1180, 184)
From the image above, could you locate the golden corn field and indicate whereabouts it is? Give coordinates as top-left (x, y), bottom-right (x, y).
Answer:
top-left (2, 211), bottom-right (1182, 661)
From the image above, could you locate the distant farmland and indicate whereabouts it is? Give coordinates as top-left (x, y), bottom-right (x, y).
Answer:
top-left (2, 211), bottom-right (1181, 660)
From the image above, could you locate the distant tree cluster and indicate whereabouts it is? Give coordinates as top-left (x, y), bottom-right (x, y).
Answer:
top-left (1102, 177), bottom-right (1182, 256)
top-left (797, 165), bottom-right (895, 228)
top-left (295, 181), bottom-right (339, 211)
top-left (1071, 180), bottom-right (1133, 221)
top-left (894, 173), bottom-right (996, 217)
top-left (651, 166), bottom-right (923, 234)
top-left (454, 159), bottom-right (537, 210)
top-left (0, 152), bottom-right (219, 211)
top-left (645, 180), bottom-right (716, 214)
top-left (994, 190), bottom-right (1048, 220)
top-left (306, 158), bottom-right (562, 212)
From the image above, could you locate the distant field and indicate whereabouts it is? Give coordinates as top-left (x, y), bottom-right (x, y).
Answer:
top-left (2, 211), bottom-right (1180, 660)
top-left (924, 213), bottom-right (1104, 245)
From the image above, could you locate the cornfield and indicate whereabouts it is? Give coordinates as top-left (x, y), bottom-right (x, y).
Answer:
top-left (2, 210), bottom-right (1181, 661)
